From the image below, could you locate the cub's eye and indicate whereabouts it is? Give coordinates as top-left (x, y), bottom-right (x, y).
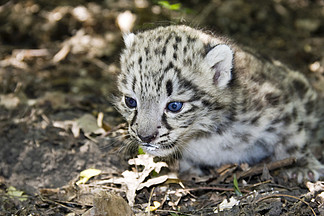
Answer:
top-left (125, 96), bottom-right (137, 108)
top-left (167, 101), bottom-right (183, 112)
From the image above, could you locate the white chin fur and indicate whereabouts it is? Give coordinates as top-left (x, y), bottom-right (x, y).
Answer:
top-left (141, 144), bottom-right (175, 157)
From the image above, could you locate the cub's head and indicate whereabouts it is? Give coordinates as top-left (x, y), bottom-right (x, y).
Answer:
top-left (115, 25), bottom-right (235, 157)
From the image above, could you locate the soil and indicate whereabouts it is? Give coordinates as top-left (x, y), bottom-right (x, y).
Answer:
top-left (0, 0), bottom-right (324, 215)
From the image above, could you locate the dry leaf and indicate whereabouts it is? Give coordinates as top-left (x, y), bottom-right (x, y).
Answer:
top-left (145, 201), bottom-right (161, 212)
top-left (0, 94), bottom-right (20, 109)
top-left (214, 197), bottom-right (240, 213)
top-left (306, 181), bottom-right (324, 196)
top-left (99, 154), bottom-right (169, 206)
top-left (76, 114), bottom-right (105, 136)
top-left (76, 168), bottom-right (102, 185)
top-left (122, 154), bottom-right (168, 206)
top-left (83, 191), bottom-right (133, 216)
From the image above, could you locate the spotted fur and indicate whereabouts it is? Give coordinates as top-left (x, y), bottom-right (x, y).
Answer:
top-left (115, 25), bottom-right (324, 182)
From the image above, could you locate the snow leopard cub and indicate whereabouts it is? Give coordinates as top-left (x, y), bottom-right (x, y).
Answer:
top-left (115, 25), bottom-right (324, 182)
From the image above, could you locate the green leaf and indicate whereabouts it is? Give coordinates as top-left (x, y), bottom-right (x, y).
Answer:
top-left (7, 186), bottom-right (28, 201)
top-left (138, 146), bottom-right (145, 155)
top-left (158, 1), bottom-right (182, 11)
top-left (233, 174), bottom-right (242, 196)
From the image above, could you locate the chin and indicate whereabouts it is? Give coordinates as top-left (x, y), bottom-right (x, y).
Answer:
top-left (141, 143), bottom-right (176, 157)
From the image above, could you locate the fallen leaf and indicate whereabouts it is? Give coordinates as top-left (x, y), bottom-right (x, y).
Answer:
top-left (0, 94), bottom-right (20, 109)
top-left (214, 196), bottom-right (240, 213)
top-left (145, 201), bottom-right (161, 212)
top-left (6, 186), bottom-right (28, 201)
top-left (83, 191), bottom-right (133, 216)
top-left (127, 154), bottom-right (167, 174)
top-left (100, 154), bottom-right (169, 206)
top-left (306, 181), bottom-right (324, 195)
top-left (76, 114), bottom-right (105, 136)
top-left (76, 168), bottom-right (102, 185)
top-left (305, 181), bottom-right (324, 208)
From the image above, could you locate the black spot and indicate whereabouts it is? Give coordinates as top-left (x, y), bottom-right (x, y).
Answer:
top-left (156, 36), bottom-right (162, 42)
top-left (183, 47), bottom-right (187, 54)
top-left (250, 116), bottom-right (260, 125)
top-left (216, 128), bottom-right (224, 135)
top-left (202, 100), bottom-right (211, 107)
top-left (174, 67), bottom-right (181, 75)
top-left (165, 33), bottom-right (172, 44)
top-left (286, 146), bottom-right (298, 154)
top-left (292, 107), bottom-right (298, 119)
top-left (173, 52), bottom-right (177, 60)
top-left (271, 117), bottom-right (281, 125)
top-left (175, 36), bottom-right (181, 43)
top-left (164, 62), bottom-right (174, 72)
top-left (252, 100), bottom-right (264, 111)
top-left (292, 79), bottom-right (307, 97)
top-left (162, 46), bottom-right (167, 56)
top-left (166, 80), bottom-right (173, 96)
top-left (265, 93), bottom-right (280, 106)
top-left (179, 78), bottom-right (195, 91)
top-left (214, 104), bottom-right (225, 110)
top-left (298, 121), bottom-right (304, 132)
top-left (173, 43), bottom-right (178, 51)
top-left (227, 113), bottom-right (236, 122)
top-left (187, 36), bottom-right (197, 43)
top-left (132, 76), bottom-right (137, 91)
top-left (282, 115), bottom-right (292, 126)
top-left (144, 47), bottom-right (149, 56)
top-left (184, 58), bottom-right (192, 66)
top-left (162, 113), bottom-right (172, 130)
top-left (305, 100), bottom-right (315, 115)
top-left (266, 127), bottom-right (276, 132)
top-left (160, 133), bottom-right (169, 138)
top-left (130, 110), bottom-right (137, 126)
top-left (138, 57), bottom-right (142, 64)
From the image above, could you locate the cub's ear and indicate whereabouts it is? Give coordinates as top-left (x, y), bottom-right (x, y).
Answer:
top-left (205, 44), bottom-right (233, 88)
top-left (123, 33), bottom-right (136, 48)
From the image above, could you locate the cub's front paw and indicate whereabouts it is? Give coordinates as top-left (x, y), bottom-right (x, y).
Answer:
top-left (284, 157), bottom-right (324, 183)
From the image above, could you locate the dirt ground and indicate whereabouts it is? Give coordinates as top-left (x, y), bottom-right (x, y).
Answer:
top-left (0, 0), bottom-right (324, 215)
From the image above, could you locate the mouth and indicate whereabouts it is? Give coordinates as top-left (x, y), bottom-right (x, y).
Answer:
top-left (140, 142), bottom-right (176, 157)
top-left (141, 143), bottom-right (160, 154)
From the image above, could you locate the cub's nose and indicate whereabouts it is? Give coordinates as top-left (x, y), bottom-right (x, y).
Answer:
top-left (138, 132), bottom-right (158, 143)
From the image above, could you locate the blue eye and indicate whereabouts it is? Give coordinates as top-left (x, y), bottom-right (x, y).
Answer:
top-left (167, 101), bottom-right (183, 112)
top-left (125, 96), bottom-right (137, 108)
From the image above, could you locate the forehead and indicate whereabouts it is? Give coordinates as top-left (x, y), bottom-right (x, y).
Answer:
top-left (121, 27), bottom-right (208, 79)
top-left (118, 26), bottom-right (219, 98)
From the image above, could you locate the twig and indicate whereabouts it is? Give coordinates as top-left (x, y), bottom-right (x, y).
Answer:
top-left (147, 187), bottom-right (155, 216)
top-left (181, 186), bottom-right (250, 193)
top-left (234, 157), bottom-right (296, 180)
